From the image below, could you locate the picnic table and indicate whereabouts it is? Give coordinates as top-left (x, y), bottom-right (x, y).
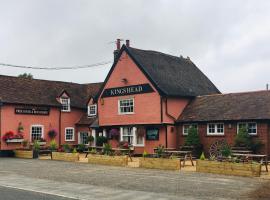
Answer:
top-left (231, 150), bottom-right (252, 154)
top-left (164, 150), bottom-right (194, 168)
top-left (232, 153), bottom-right (268, 172)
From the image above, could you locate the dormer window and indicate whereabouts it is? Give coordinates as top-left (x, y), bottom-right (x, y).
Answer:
top-left (61, 97), bottom-right (70, 112)
top-left (88, 104), bottom-right (97, 116)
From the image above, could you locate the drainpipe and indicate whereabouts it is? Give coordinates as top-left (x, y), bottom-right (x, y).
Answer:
top-left (59, 107), bottom-right (62, 147)
top-left (165, 98), bottom-right (177, 122)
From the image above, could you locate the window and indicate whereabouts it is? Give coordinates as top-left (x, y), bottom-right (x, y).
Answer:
top-left (79, 132), bottom-right (89, 145)
top-left (183, 124), bottom-right (198, 135)
top-left (120, 127), bottom-right (144, 146)
top-left (31, 125), bottom-right (43, 141)
top-left (207, 123), bottom-right (224, 135)
top-left (237, 122), bottom-right (257, 135)
top-left (65, 128), bottom-right (75, 141)
top-left (122, 127), bottom-right (133, 145)
top-left (88, 104), bottom-right (97, 116)
top-left (61, 98), bottom-right (70, 112)
top-left (118, 98), bottom-right (134, 114)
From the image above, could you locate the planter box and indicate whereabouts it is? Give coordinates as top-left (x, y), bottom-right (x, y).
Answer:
top-left (52, 152), bottom-right (79, 162)
top-left (6, 139), bottom-right (24, 143)
top-left (14, 150), bottom-right (33, 159)
top-left (196, 160), bottom-right (261, 177)
top-left (139, 157), bottom-right (180, 170)
top-left (88, 155), bottom-right (128, 167)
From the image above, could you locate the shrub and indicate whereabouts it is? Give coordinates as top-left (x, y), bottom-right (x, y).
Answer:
top-left (156, 144), bottom-right (165, 158)
top-left (103, 143), bottom-right (112, 155)
top-left (72, 148), bottom-right (77, 153)
top-left (234, 127), bottom-right (252, 147)
top-left (250, 139), bottom-right (264, 154)
top-left (143, 150), bottom-right (148, 158)
top-left (87, 135), bottom-right (94, 145)
top-left (96, 136), bottom-right (107, 146)
top-left (33, 140), bottom-right (40, 151)
top-left (221, 145), bottom-right (231, 157)
top-left (49, 140), bottom-right (57, 151)
top-left (200, 152), bottom-right (205, 160)
top-left (184, 127), bottom-right (200, 146)
top-left (62, 144), bottom-right (71, 153)
top-left (77, 144), bottom-right (85, 153)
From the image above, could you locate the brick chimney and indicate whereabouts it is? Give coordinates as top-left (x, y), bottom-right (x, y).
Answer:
top-left (113, 39), bottom-right (121, 62)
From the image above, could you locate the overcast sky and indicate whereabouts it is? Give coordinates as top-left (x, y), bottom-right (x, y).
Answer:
top-left (0, 0), bottom-right (270, 93)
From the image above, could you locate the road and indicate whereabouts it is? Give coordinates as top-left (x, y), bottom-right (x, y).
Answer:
top-left (0, 158), bottom-right (268, 199)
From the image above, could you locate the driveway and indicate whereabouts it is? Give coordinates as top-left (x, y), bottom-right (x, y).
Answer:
top-left (0, 158), bottom-right (268, 200)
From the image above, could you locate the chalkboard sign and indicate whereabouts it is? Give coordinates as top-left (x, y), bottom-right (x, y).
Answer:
top-left (146, 128), bottom-right (159, 140)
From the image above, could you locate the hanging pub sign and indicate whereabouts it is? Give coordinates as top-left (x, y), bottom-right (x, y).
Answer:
top-left (101, 83), bottom-right (154, 98)
top-left (15, 107), bottom-right (50, 115)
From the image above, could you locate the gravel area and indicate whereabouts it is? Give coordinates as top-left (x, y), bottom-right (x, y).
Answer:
top-left (0, 158), bottom-right (268, 199)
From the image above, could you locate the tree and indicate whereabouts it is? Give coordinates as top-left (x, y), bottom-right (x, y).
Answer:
top-left (18, 73), bottom-right (33, 79)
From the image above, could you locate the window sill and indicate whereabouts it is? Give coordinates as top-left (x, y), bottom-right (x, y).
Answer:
top-left (118, 112), bottom-right (135, 115)
top-left (65, 140), bottom-right (75, 142)
top-left (61, 110), bottom-right (71, 113)
top-left (206, 134), bottom-right (225, 137)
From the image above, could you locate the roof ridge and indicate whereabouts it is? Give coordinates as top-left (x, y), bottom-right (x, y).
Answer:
top-left (197, 90), bottom-right (270, 98)
top-left (0, 74), bottom-right (101, 86)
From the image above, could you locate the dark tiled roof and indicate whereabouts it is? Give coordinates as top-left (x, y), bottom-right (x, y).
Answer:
top-left (178, 90), bottom-right (270, 122)
top-left (76, 113), bottom-right (97, 125)
top-left (0, 75), bottom-right (103, 109)
top-left (126, 46), bottom-right (220, 97)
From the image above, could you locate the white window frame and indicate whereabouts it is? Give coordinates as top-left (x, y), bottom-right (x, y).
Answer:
top-left (118, 98), bottom-right (134, 115)
top-left (207, 123), bottom-right (224, 136)
top-left (30, 125), bottom-right (44, 142)
top-left (182, 124), bottom-right (198, 135)
top-left (65, 127), bottom-right (75, 141)
top-left (237, 122), bottom-right (257, 135)
top-left (78, 131), bottom-right (89, 145)
top-left (61, 97), bottom-right (71, 112)
top-left (88, 104), bottom-right (97, 116)
top-left (91, 129), bottom-right (96, 147)
top-left (120, 126), bottom-right (144, 147)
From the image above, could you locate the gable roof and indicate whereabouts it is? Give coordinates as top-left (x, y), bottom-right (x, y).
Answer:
top-left (177, 90), bottom-right (270, 122)
top-left (97, 45), bottom-right (220, 98)
top-left (0, 75), bottom-right (102, 109)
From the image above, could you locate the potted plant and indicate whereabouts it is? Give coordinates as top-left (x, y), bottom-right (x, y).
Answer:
top-left (77, 144), bottom-right (86, 153)
top-left (3, 131), bottom-right (24, 143)
top-left (48, 129), bottom-right (57, 139)
top-left (33, 140), bottom-right (40, 159)
top-left (62, 143), bottom-right (71, 153)
top-left (49, 140), bottom-right (57, 152)
top-left (103, 143), bottom-right (112, 155)
top-left (96, 136), bottom-right (107, 147)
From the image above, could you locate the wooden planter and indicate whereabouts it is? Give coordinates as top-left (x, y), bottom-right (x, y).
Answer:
top-left (88, 154), bottom-right (128, 167)
top-left (52, 152), bottom-right (79, 162)
top-left (139, 157), bottom-right (180, 170)
top-left (6, 139), bottom-right (24, 143)
top-left (14, 150), bottom-right (33, 159)
top-left (196, 160), bottom-right (261, 177)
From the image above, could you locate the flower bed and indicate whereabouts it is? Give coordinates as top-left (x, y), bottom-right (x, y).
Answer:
top-left (196, 160), bottom-right (261, 177)
top-left (52, 152), bottom-right (79, 162)
top-left (88, 154), bottom-right (128, 167)
top-left (139, 157), bottom-right (180, 170)
top-left (14, 150), bottom-right (33, 159)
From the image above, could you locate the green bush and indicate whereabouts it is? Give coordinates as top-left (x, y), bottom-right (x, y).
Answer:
top-left (250, 139), bottom-right (264, 154)
top-left (62, 143), bottom-right (71, 153)
top-left (103, 143), bottom-right (112, 155)
top-left (49, 140), bottom-right (57, 151)
top-left (33, 140), bottom-right (40, 151)
top-left (185, 127), bottom-right (200, 146)
top-left (96, 136), bottom-right (107, 146)
top-left (221, 145), bottom-right (231, 157)
top-left (72, 148), bottom-right (77, 153)
top-left (200, 152), bottom-right (205, 160)
top-left (87, 135), bottom-right (95, 145)
top-left (156, 144), bottom-right (165, 158)
top-left (77, 144), bottom-right (85, 153)
top-left (234, 127), bottom-right (252, 147)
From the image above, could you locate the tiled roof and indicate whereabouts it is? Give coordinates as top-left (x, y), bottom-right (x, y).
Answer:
top-left (178, 90), bottom-right (270, 122)
top-left (76, 113), bottom-right (97, 125)
top-left (126, 46), bottom-right (220, 97)
top-left (0, 75), bottom-right (103, 109)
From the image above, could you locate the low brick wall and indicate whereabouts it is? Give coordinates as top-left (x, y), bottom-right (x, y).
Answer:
top-left (88, 155), bottom-right (128, 167)
top-left (139, 157), bottom-right (180, 170)
top-left (14, 150), bottom-right (33, 159)
top-left (52, 152), bottom-right (79, 162)
top-left (196, 160), bottom-right (261, 177)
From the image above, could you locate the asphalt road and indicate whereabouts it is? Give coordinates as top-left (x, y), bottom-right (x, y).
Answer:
top-left (0, 158), bottom-right (268, 200)
top-left (0, 186), bottom-right (73, 200)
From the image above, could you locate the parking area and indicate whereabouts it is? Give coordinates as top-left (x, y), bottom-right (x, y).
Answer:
top-left (0, 158), bottom-right (269, 199)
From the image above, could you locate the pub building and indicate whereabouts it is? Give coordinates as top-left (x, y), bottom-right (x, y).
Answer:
top-left (0, 40), bottom-right (269, 157)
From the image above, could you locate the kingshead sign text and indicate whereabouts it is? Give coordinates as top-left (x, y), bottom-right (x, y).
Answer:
top-left (101, 84), bottom-right (154, 97)
top-left (15, 107), bottom-right (50, 115)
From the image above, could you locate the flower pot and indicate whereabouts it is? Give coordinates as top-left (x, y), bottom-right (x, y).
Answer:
top-left (33, 150), bottom-right (39, 159)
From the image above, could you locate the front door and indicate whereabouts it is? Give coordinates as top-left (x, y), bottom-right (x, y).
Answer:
top-left (79, 132), bottom-right (89, 145)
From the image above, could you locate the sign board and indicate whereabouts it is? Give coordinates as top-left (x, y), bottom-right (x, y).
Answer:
top-left (15, 107), bottom-right (50, 115)
top-left (101, 84), bottom-right (154, 98)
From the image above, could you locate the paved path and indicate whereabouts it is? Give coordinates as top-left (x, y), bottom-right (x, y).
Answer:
top-left (0, 158), bottom-right (267, 199)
